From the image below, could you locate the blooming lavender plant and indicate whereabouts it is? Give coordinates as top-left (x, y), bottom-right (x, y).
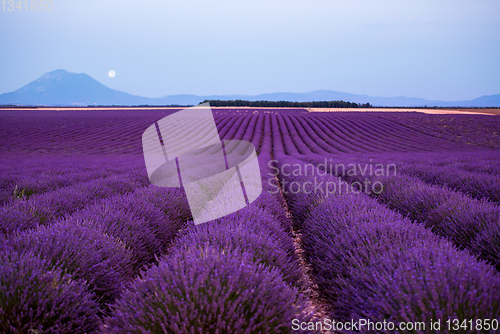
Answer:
top-left (2, 221), bottom-right (134, 306)
top-left (0, 174), bottom-right (145, 235)
top-left (274, 158), bottom-right (500, 332)
top-left (0, 250), bottom-right (100, 333)
top-left (172, 219), bottom-right (303, 288)
top-left (302, 195), bottom-right (500, 325)
top-left (101, 245), bottom-right (314, 334)
top-left (66, 207), bottom-right (163, 273)
top-left (400, 162), bottom-right (500, 202)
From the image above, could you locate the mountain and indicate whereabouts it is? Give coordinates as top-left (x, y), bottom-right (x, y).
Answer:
top-left (460, 94), bottom-right (500, 108)
top-left (0, 69), bottom-right (499, 107)
top-left (163, 91), bottom-right (499, 107)
top-left (0, 69), bottom-right (155, 106)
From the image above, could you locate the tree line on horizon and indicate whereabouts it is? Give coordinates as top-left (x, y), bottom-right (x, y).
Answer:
top-left (201, 100), bottom-right (372, 108)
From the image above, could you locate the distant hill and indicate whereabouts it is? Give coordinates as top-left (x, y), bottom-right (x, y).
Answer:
top-left (0, 69), bottom-right (499, 107)
top-left (0, 69), bottom-right (155, 106)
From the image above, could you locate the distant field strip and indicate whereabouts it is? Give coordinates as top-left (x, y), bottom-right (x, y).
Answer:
top-left (3, 110), bottom-right (499, 155)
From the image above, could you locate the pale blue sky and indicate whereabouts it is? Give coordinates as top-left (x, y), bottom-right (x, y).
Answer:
top-left (0, 0), bottom-right (499, 101)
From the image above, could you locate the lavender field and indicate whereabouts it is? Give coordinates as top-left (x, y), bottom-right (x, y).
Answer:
top-left (1, 108), bottom-right (500, 333)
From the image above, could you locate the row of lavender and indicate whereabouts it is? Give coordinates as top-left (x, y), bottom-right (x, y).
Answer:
top-left (0, 156), bottom-right (148, 205)
top-left (394, 155), bottom-right (500, 202)
top-left (330, 151), bottom-right (500, 202)
top-left (376, 112), bottom-right (500, 149)
top-left (0, 156), bottom-right (192, 332)
top-left (307, 154), bottom-right (500, 270)
top-left (4, 110), bottom-right (496, 156)
top-left (275, 155), bottom-right (500, 333)
top-left (0, 160), bottom-right (149, 234)
top-left (0, 154), bottom-right (318, 332)
top-left (100, 154), bottom-right (315, 333)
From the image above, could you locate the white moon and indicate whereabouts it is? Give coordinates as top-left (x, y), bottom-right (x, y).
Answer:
top-left (108, 70), bottom-right (116, 78)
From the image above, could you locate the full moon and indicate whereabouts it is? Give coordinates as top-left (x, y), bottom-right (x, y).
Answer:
top-left (108, 70), bottom-right (116, 78)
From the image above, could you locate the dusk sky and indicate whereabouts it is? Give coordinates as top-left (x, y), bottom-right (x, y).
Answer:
top-left (1, 0), bottom-right (499, 101)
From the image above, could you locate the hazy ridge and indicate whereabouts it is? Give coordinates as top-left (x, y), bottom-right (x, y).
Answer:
top-left (1, 69), bottom-right (498, 107)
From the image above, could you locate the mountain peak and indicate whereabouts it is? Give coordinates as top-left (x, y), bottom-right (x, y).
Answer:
top-left (36, 69), bottom-right (73, 83)
top-left (0, 69), bottom-right (151, 106)
top-left (46, 69), bottom-right (72, 75)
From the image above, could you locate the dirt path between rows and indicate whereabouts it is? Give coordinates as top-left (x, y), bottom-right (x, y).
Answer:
top-left (273, 173), bottom-right (334, 334)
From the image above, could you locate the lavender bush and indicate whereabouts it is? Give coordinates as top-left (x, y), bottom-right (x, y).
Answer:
top-left (131, 186), bottom-right (192, 222)
top-left (0, 250), bottom-right (100, 333)
top-left (307, 154), bottom-right (500, 270)
top-left (302, 195), bottom-right (500, 327)
top-left (399, 162), bottom-right (500, 202)
top-left (63, 185), bottom-right (191, 272)
top-left (101, 245), bottom-right (314, 334)
top-left (217, 204), bottom-right (297, 260)
top-left (173, 219), bottom-right (303, 287)
top-left (2, 221), bottom-right (134, 306)
top-left (0, 173), bottom-right (145, 235)
top-left (66, 207), bottom-right (163, 273)
top-left (275, 158), bottom-right (500, 332)
top-left (371, 174), bottom-right (500, 269)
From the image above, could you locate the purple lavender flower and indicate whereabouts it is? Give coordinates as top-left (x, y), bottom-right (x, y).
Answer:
top-left (101, 245), bottom-right (314, 334)
top-left (0, 250), bottom-right (100, 333)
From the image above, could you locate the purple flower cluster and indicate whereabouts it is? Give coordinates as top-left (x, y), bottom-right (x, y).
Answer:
top-left (0, 250), bottom-right (100, 333)
top-left (102, 160), bottom-right (315, 332)
top-left (275, 157), bottom-right (500, 327)
top-left (65, 185), bottom-right (191, 272)
top-left (455, 157), bottom-right (500, 176)
top-left (368, 173), bottom-right (499, 269)
top-left (0, 156), bottom-right (146, 205)
top-left (0, 173), bottom-right (147, 235)
top-left (399, 162), bottom-right (500, 203)
top-left (102, 245), bottom-right (312, 334)
top-left (271, 156), bottom-right (334, 227)
top-left (2, 222), bottom-right (134, 306)
top-left (172, 210), bottom-right (303, 287)
top-left (308, 154), bottom-right (500, 270)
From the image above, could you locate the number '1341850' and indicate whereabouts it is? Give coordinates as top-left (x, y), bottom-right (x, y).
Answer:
top-left (2, 0), bottom-right (54, 11)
